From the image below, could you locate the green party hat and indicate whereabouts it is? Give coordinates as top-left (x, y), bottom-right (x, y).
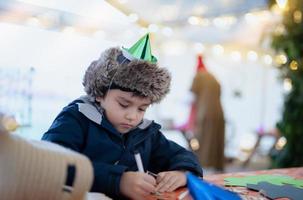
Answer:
top-left (122, 33), bottom-right (158, 64)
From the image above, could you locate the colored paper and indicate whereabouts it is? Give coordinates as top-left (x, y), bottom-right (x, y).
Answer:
top-left (247, 182), bottom-right (303, 200)
top-left (122, 33), bottom-right (157, 64)
top-left (187, 173), bottom-right (241, 200)
top-left (224, 174), bottom-right (302, 188)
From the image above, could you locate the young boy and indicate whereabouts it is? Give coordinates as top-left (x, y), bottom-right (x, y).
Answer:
top-left (42, 34), bottom-right (203, 200)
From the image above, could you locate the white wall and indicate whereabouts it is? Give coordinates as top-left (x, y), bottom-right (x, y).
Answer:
top-left (0, 23), bottom-right (116, 138)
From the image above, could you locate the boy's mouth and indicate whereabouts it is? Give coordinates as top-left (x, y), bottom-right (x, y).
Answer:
top-left (120, 123), bottom-right (133, 129)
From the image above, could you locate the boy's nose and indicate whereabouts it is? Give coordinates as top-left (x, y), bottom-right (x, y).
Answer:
top-left (125, 111), bottom-right (137, 121)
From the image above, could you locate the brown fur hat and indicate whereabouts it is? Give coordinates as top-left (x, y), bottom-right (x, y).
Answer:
top-left (83, 47), bottom-right (171, 103)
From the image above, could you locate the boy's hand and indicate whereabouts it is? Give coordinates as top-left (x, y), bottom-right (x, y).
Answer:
top-left (155, 171), bottom-right (187, 192)
top-left (120, 171), bottom-right (156, 200)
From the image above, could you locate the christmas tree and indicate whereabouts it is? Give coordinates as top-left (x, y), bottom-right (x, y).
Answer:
top-left (270, 0), bottom-right (303, 167)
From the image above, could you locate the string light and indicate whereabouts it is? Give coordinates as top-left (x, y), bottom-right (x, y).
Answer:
top-left (194, 43), bottom-right (205, 54)
top-left (275, 24), bottom-right (286, 35)
top-left (283, 78), bottom-right (292, 91)
top-left (247, 51), bottom-right (258, 62)
top-left (290, 60), bottom-right (298, 70)
top-left (212, 44), bottom-right (224, 55)
top-left (0, 2), bottom-right (288, 66)
top-left (275, 54), bottom-right (288, 65)
top-left (293, 10), bottom-right (302, 23)
top-left (213, 16), bottom-right (237, 29)
top-left (275, 137), bottom-right (287, 150)
top-left (263, 54), bottom-right (273, 65)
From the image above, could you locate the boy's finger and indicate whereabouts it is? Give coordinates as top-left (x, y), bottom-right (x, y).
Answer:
top-left (143, 173), bottom-right (156, 185)
top-left (156, 172), bottom-right (166, 183)
top-left (156, 175), bottom-right (174, 192)
top-left (159, 176), bottom-right (177, 192)
top-left (140, 181), bottom-right (156, 194)
top-left (155, 174), bottom-right (169, 190)
top-left (155, 180), bottom-right (165, 191)
top-left (167, 181), bottom-right (179, 192)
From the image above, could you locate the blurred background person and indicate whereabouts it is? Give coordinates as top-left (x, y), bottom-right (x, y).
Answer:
top-left (190, 55), bottom-right (225, 172)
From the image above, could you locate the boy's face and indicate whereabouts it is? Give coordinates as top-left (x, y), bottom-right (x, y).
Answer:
top-left (96, 89), bottom-right (151, 134)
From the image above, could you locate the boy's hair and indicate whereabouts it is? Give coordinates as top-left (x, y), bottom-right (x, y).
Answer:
top-left (83, 47), bottom-right (171, 103)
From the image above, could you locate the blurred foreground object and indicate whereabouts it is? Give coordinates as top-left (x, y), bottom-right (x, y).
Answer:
top-left (0, 113), bottom-right (93, 200)
top-left (187, 173), bottom-right (241, 200)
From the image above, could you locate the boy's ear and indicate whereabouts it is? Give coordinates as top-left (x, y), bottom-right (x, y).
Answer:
top-left (95, 97), bottom-right (103, 103)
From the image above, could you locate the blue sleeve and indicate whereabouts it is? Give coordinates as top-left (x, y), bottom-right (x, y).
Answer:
top-left (41, 106), bottom-right (128, 198)
top-left (92, 162), bottom-right (128, 198)
top-left (41, 108), bottom-right (86, 151)
top-left (150, 131), bottom-right (203, 177)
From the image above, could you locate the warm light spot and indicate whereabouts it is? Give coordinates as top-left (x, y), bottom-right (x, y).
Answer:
top-left (293, 10), bottom-right (302, 23)
top-left (275, 54), bottom-right (288, 65)
top-left (264, 55), bottom-right (273, 65)
top-left (275, 137), bottom-right (287, 150)
top-left (190, 138), bottom-right (200, 151)
top-left (212, 44), bottom-right (224, 55)
top-left (247, 51), bottom-right (258, 61)
top-left (283, 78), bottom-right (292, 91)
top-left (290, 60), bottom-right (298, 70)
top-left (230, 51), bottom-right (242, 62)
top-left (194, 43), bottom-right (205, 53)
top-left (213, 16), bottom-right (237, 29)
top-left (275, 24), bottom-right (286, 35)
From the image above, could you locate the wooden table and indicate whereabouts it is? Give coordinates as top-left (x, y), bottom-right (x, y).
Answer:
top-left (146, 167), bottom-right (303, 200)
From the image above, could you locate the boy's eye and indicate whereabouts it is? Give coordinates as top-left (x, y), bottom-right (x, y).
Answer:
top-left (119, 103), bottom-right (128, 108)
top-left (139, 108), bottom-right (147, 112)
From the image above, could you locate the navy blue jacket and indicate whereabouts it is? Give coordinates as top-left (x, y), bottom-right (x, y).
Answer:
top-left (42, 96), bottom-right (203, 199)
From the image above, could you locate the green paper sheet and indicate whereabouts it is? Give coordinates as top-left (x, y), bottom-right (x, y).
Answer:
top-left (224, 174), bottom-right (303, 188)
